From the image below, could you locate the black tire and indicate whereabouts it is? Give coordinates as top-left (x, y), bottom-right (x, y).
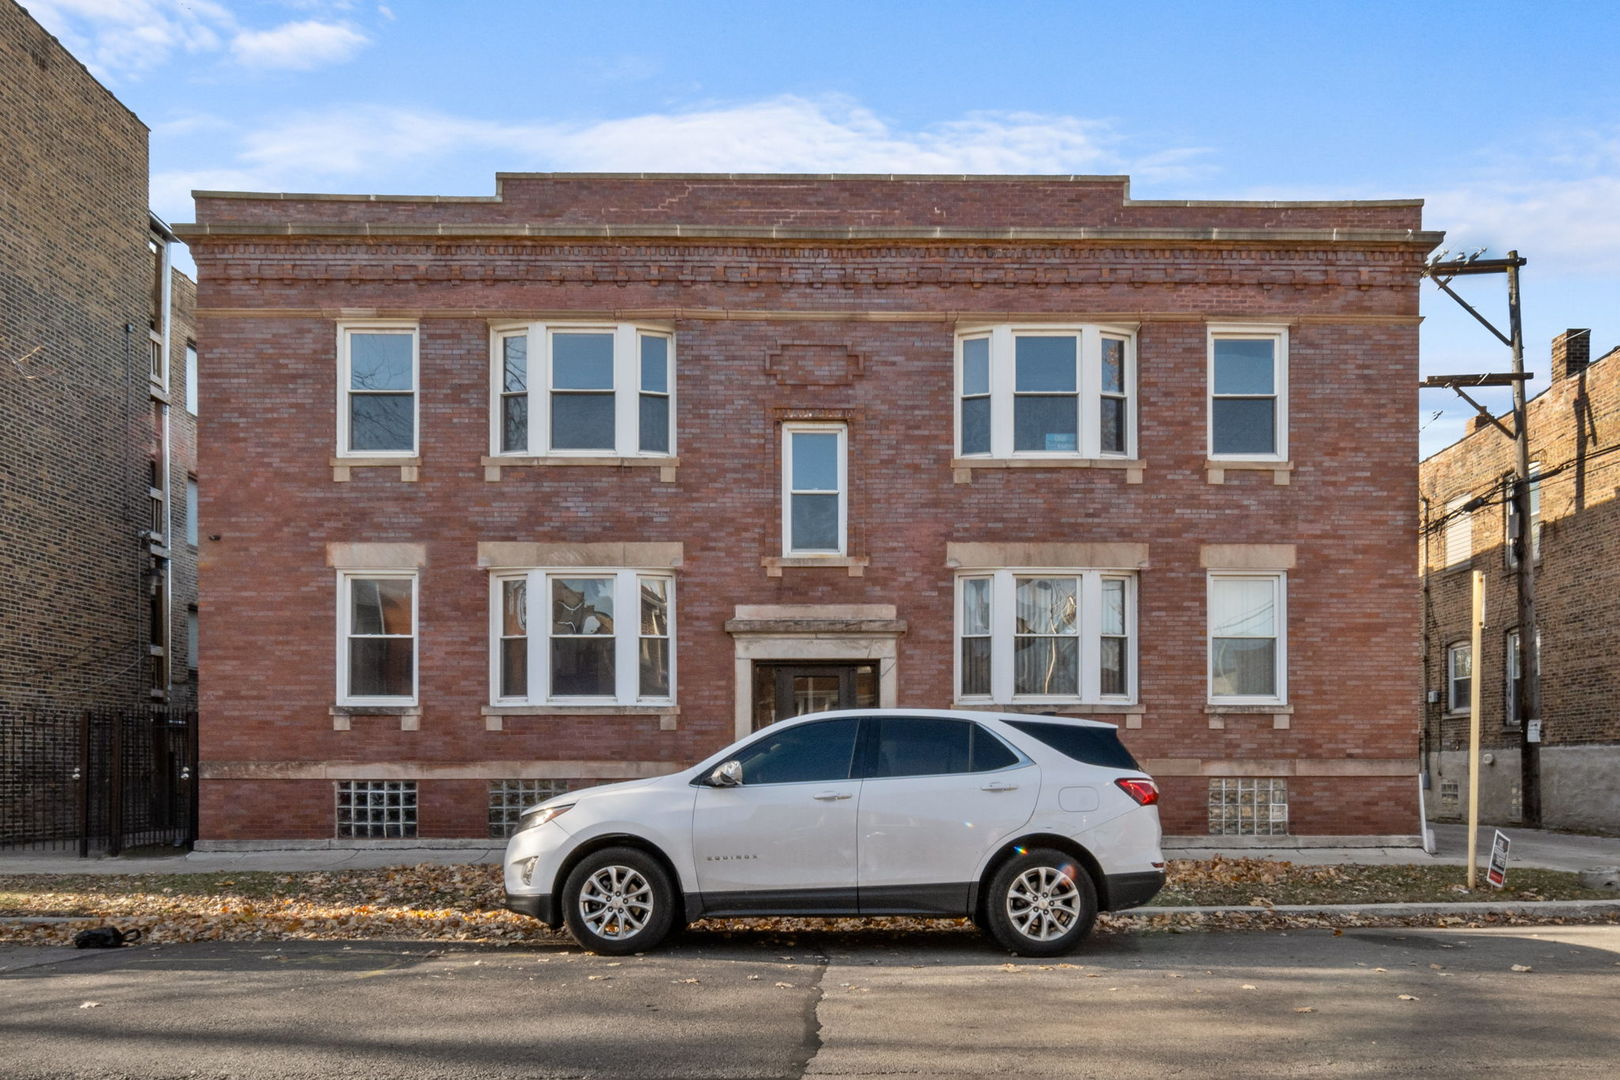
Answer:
top-left (561, 847), bottom-right (677, 955)
top-left (982, 847), bottom-right (1098, 957)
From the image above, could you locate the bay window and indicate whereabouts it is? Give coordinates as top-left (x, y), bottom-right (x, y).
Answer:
top-left (955, 570), bottom-right (1136, 704)
top-left (955, 325), bottom-right (1135, 459)
top-left (491, 569), bottom-right (675, 706)
top-left (490, 323), bottom-right (674, 457)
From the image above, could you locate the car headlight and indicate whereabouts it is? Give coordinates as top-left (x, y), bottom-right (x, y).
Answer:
top-left (514, 802), bottom-right (574, 835)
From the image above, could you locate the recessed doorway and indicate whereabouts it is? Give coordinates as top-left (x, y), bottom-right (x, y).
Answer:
top-left (751, 661), bottom-right (878, 730)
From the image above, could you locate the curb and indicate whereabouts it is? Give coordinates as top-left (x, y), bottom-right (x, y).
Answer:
top-left (1127, 899), bottom-right (1620, 918)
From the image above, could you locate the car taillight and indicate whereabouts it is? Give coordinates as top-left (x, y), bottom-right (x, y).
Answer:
top-left (1115, 778), bottom-right (1159, 806)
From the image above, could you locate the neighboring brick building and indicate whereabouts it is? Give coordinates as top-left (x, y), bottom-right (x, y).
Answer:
top-left (1420, 330), bottom-right (1620, 832)
top-left (1, 1), bottom-right (199, 850)
top-left (177, 173), bottom-right (1440, 845)
top-left (0, 0), bottom-right (199, 712)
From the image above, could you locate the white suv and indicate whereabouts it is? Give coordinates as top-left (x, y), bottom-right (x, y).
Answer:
top-left (503, 708), bottom-right (1165, 955)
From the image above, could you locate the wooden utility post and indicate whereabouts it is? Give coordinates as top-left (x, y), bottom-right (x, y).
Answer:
top-left (1421, 250), bottom-right (1541, 830)
top-left (1466, 570), bottom-right (1484, 888)
top-left (1504, 254), bottom-right (1542, 827)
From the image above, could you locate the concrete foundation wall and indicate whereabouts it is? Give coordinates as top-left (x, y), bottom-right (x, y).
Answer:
top-left (1427, 746), bottom-right (1620, 833)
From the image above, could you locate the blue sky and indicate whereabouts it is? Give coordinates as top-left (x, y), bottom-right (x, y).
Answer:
top-left (27, 0), bottom-right (1620, 456)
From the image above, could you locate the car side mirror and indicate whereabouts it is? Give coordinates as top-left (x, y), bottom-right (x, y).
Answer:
top-left (706, 760), bottom-right (743, 787)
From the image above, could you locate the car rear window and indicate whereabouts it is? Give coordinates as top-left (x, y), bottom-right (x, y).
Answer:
top-left (1005, 720), bottom-right (1142, 771)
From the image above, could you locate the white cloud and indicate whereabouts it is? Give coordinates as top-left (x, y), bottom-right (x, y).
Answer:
top-left (24, 0), bottom-right (232, 78)
top-left (230, 20), bottom-right (369, 70)
top-left (212, 95), bottom-right (1207, 184)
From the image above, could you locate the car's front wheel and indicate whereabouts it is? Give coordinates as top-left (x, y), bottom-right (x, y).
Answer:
top-left (982, 848), bottom-right (1098, 956)
top-left (561, 847), bottom-right (677, 955)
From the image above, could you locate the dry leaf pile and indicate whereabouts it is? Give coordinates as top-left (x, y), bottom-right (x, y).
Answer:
top-left (1, 858), bottom-right (1613, 947)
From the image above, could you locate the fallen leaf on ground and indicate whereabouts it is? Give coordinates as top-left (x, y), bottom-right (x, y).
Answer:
top-left (1294, 1007), bottom-right (1315, 1013)
top-left (1511, 964), bottom-right (1533, 972)
top-left (79, 1002), bottom-right (100, 1009)
top-left (1397, 994), bottom-right (1419, 1001)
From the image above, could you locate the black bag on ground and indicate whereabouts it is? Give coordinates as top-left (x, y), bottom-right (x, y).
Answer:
top-left (72, 926), bottom-right (142, 949)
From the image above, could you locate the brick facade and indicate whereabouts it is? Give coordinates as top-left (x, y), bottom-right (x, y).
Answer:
top-left (178, 173), bottom-right (1439, 843)
top-left (0, 0), bottom-right (198, 714)
top-left (1420, 331), bottom-right (1620, 831)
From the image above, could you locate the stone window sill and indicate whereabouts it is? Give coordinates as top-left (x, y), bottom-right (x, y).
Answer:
top-left (481, 703), bottom-right (679, 732)
top-left (331, 456), bottom-right (420, 482)
top-left (331, 705), bottom-right (421, 731)
top-left (952, 457), bottom-right (1144, 485)
top-left (1206, 459), bottom-right (1293, 486)
top-left (761, 555), bottom-right (870, 578)
top-left (1206, 702), bottom-right (1293, 730)
top-left (481, 455), bottom-right (678, 482)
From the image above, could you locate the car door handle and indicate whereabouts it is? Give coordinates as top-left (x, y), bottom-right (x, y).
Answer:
top-left (981, 783), bottom-right (1019, 792)
top-left (812, 791), bottom-right (853, 801)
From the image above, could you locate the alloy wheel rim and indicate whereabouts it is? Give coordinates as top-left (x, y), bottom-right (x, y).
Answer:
top-left (1005, 865), bottom-right (1081, 941)
top-left (578, 864), bottom-right (654, 940)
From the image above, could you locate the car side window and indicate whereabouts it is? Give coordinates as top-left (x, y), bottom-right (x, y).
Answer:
top-left (862, 716), bottom-right (974, 778)
top-left (733, 718), bottom-right (859, 785)
top-left (971, 724), bottom-right (1021, 772)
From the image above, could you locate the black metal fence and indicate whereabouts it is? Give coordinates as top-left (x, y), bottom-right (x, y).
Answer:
top-left (0, 704), bottom-right (197, 855)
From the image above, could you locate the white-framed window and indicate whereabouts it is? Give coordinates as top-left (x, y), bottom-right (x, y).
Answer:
top-left (490, 569), bottom-right (675, 706)
top-left (489, 323), bottom-right (674, 457)
top-left (955, 325), bottom-right (1135, 459)
top-left (184, 476), bottom-right (198, 547)
top-left (337, 571), bottom-right (417, 705)
top-left (1208, 326), bottom-right (1287, 460)
top-left (1506, 464), bottom-right (1542, 566)
top-left (782, 422), bottom-right (847, 556)
top-left (1445, 641), bottom-right (1472, 714)
top-left (338, 322), bottom-right (418, 456)
top-left (1504, 627), bottom-right (1540, 727)
top-left (955, 570), bottom-right (1137, 704)
top-left (1208, 572), bottom-right (1286, 704)
top-left (184, 341), bottom-right (198, 415)
top-left (1444, 495), bottom-right (1473, 567)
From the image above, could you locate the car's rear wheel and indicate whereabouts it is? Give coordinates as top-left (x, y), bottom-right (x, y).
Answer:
top-left (982, 847), bottom-right (1098, 956)
top-left (562, 847), bottom-right (676, 955)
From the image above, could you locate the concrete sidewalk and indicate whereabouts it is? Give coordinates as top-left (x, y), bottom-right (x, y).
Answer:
top-left (1, 822), bottom-right (1615, 877)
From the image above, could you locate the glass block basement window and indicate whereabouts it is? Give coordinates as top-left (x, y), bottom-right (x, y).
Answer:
top-left (336, 780), bottom-right (418, 839)
top-left (488, 779), bottom-right (571, 839)
top-left (1208, 778), bottom-right (1289, 836)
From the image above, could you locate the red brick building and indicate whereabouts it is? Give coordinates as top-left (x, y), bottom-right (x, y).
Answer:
top-left (176, 174), bottom-right (1439, 845)
top-left (1421, 329), bottom-right (1620, 832)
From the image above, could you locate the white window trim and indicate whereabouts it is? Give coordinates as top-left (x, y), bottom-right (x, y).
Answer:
top-left (953, 568), bottom-right (1138, 706)
top-left (1444, 494), bottom-right (1473, 567)
top-left (336, 321), bottom-right (420, 458)
top-left (489, 568), bottom-right (676, 707)
top-left (954, 324), bottom-right (1137, 460)
top-left (1207, 571), bottom-right (1288, 706)
top-left (337, 570), bottom-right (419, 707)
top-left (488, 322), bottom-right (676, 458)
top-left (184, 341), bottom-right (198, 416)
top-left (781, 422), bottom-right (848, 557)
top-left (184, 476), bottom-right (198, 548)
top-left (1207, 324), bottom-right (1288, 462)
top-left (1445, 640), bottom-right (1472, 715)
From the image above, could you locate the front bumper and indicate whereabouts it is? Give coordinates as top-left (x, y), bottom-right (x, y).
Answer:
top-left (1103, 870), bottom-right (1166, 911)
top-left (504, 891), bottom-right (558, 927)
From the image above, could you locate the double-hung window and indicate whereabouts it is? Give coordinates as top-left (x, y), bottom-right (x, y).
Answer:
top-left (956, 325), bottom-right (1135, 459)
top-left (1208, 572), bottom-right (1286, 704)
top-left (338, 571), bottom-right (417, 705)
top-left (339, 323), bottom-right (418, 456)
top-left (1446, 641), bottom-right (1472, 714)
top-left (955, 570), bottom-right (1136, 704)
top-left (782, 423), bottom-right (847, 556)
top-left (491, 569), bottom-right (675, 706)
top-left (1443, 495), bottom-right (1473, 567)
top-left (490, 323), bottom-right (674, 457)
top-left (1208, 326), bottom-right (1287, 459)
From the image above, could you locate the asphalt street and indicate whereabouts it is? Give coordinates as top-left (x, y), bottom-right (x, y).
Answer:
top-left (3, 924), bottom-right (1617, 1079)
